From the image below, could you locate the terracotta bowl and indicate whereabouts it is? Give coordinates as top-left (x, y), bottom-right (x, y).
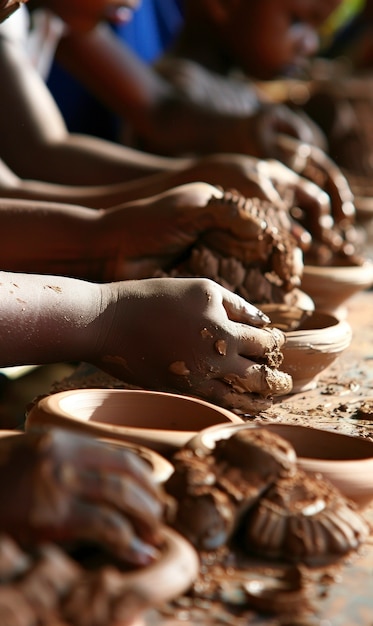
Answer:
top-left (187, 422), bottom-right (373, 508)
top-left (300, 260), bottom-right (373, 318)
top-left (260, 307), bottom-right (352, 393)
top-left (25, 389), bottom-right (244, 455)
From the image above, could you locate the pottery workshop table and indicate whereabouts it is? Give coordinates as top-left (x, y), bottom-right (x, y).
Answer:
top-left (48, 287), bottom-right (373, 626)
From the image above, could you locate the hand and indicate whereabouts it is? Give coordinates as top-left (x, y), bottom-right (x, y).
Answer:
top-left (244, 102), bottom-right (327, 159)
top-left (94, 277), bottom-right (293, 412)
top-left (274, 133), bottom-right (356, 230)
top-left (0, 429), bottom-right (165, 566)
top-left (179, 156), bottom-right (334, 251)
top-left (112, 182), bottom-right (304, 289)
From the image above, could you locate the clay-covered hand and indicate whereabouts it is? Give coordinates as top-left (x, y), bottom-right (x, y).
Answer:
top-left (183, 156), bottom-right (341, 253)
top-left (93, 277), bottom-right (292, 411)
top-left (0, 429), bottom-right (165, 566)
top-left (112, 182), bottom-right (304, 289)
top-left (243, 102), bottom-right (327, 159)
top-left (274, 134), bottom-right (356, 235)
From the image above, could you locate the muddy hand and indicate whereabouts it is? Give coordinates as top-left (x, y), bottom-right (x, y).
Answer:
top-left (248, 103), bottom-right (327, 159)
top-left (0, 429), bottom-right (165, 565)
top-left (275, 134), bottom-right (356, 227)
top-left (95, 277), bottom-right (292, 410)
top-left (113, 181), bottom-right (303, 284)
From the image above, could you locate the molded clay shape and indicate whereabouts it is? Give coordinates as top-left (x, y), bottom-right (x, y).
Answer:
top-left (188, 422), bottom-right (373, 509)
top-left (25, 389), bottom-right (244, 455)
top-left (301, 260), bottom-right (373, 318)
top-left (279, 310), bottom-right (352, 393)
top-left (244, 467), bottom-right (369, 564)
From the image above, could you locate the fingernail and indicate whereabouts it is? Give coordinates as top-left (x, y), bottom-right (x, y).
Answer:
top-left (246, 303), bottom-right (271, 325)
top-left (123, 537), bottom-right (160, 566)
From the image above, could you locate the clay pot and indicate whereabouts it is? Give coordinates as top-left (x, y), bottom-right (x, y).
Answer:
top-left (25, 389), bottom-right (244, 455)
top-left (261, 423), bottom-right (373, 508)
top-left (260, 307), bottom-right (352, 393)
top-left (188, 422), bottom-right (373, 509)
top-left (300, 260), bottom-right (373, 318)
top-left (281, 310), bottom-right (352, 392)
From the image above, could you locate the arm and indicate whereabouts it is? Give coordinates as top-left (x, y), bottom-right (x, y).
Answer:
top-left (0, 28), bottom-right (177, 185)
top-left (53, 24), bottom-right (264, 156)
top-left (0, 271), bottom-right (291, 410)
top-left (0, 181), bottom-right (305, 283)
top-left (54, 24), bottom-right (323, 158)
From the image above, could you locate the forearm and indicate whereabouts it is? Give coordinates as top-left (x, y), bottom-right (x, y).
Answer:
top-left (54, 26), bottom-right (263, 157)
top-left (0, 198), bottom-right (116, 279)
top-left (0, 271), bottom-right (101, 366)
top-left (0, 34), bottom-right (176, 186)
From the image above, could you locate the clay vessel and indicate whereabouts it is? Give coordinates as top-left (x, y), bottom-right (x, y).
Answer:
top-left (262, 423), bottom-right (373, 509)
top-left (25, 388), bottom-right (244, 455)
top-left (188, 422), bottom-right (373, 509)
top-left (280, 310), bottom-right (352, 392)
top-left (301, 260), bottom-right (373, 318)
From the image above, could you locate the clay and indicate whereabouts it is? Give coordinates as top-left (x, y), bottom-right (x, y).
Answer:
top-left (166, 428), bottom-right (369, 563)
top-left (155, 194), bottom-right (303, 306)
top-left (165, 428), bottom-right (298, 551)
top-left (244, 468), bottom-right (369, 565)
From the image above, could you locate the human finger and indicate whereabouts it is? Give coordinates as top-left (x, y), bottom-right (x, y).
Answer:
top-left (44, 429), bottom-right (161, 499)
top-left (57, 500), bottom-right (161, 566)
top-left (218, 284), bottom-right (271, 327)
top-left (59, 467), bottom-right (164, 544)
top-left (235, 323), bottom-right (286, 361)
top-left (193, 359), bottom-right (292, 412)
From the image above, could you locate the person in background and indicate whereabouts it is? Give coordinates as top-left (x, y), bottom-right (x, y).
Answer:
top-left (0, 0), bottom-right (342, 189)
top-left (0, 0), bottom-right (352, 239)
top-left (48, 0), bottom-right (184, 140)
top-left (0, 0), bottom-right (294, 591)
top-left (40, 0), bottom-right (340, 160)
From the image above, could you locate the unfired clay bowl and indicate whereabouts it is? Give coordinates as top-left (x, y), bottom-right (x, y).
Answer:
top-left (25, 389), bottom-right (244, 455)
top-left (187, 422), bottom-right (373, 508)
top-left (261, 307), bottom-right (352, 393)
top-left (301, 260), bottom-right (373, 318)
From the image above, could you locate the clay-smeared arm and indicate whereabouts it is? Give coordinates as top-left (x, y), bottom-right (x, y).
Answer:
top-left (0, 271), bottom-right (291, 408)
top-left (0, 182), bottom-right (305, 285)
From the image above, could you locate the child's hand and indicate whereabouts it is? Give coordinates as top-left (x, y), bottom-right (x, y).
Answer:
top-left (112, 181), bottom-right (304, 288)
top-left (244, 102), bottom-right (327, 158)
top-left (0, 429), bottom-right (165, 565)
top-left (95, 277), bottom-right (293, 412)
top-left (274, 134), bottom-right (356, 227)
